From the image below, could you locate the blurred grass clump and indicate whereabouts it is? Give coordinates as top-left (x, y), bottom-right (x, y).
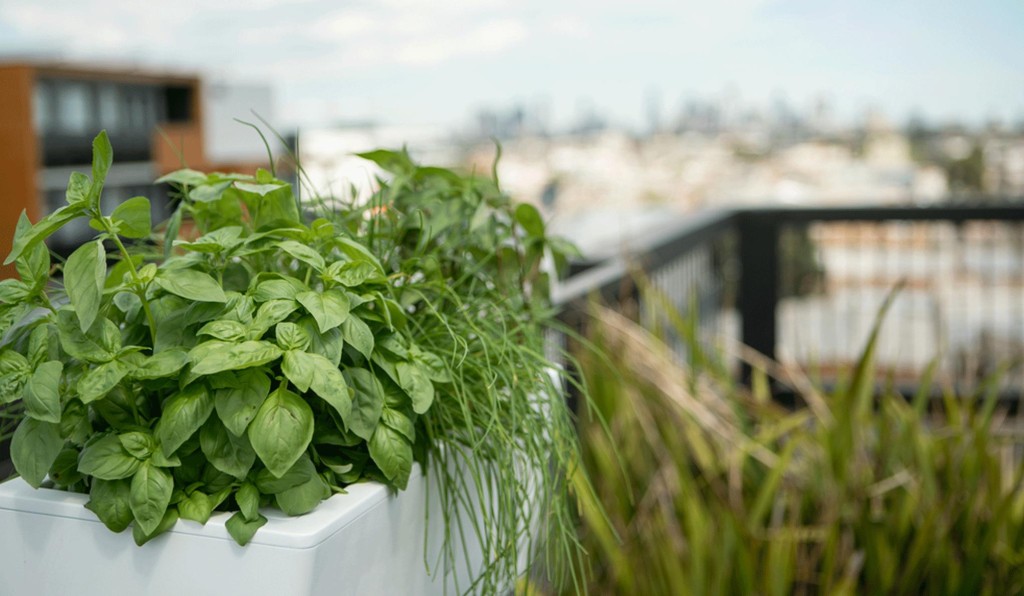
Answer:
top-left (570, 293), bottom-right (1024, 595)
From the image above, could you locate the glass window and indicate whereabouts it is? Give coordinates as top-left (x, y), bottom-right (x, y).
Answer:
top-left (33, 83), bottom-right (54, 133)
top-left (98, 85), bottom-right (122, 131)
top-left (56, 82), bottom-right (92, 134)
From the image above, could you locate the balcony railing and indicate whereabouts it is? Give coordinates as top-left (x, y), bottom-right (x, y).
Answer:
top-left (554, 203), bottom-right (1024, 407)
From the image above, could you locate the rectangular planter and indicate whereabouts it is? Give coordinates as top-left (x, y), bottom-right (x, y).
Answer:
top-left (0, 464), bottom-right (488, 596)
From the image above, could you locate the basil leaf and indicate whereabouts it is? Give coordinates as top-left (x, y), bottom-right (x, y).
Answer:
top-left (248, 386), bottom-right (314, 478)
top-left (11, 417), bottom-right (64, 488)
top-left (345, 367), bottom-right (385, 440)
top-left (110, 196), bottom-right (151, 239)
top-left (129, 462), bottom-right (174, 535)
top-left (14, 212), bottom-right (50, 287)
top-left (236, 482), bottom-right (261, 522)
top-left (282, 350), bottom-right (352, 422)
top-left (296, 290), bottom-right (350, 333)
top-left (79, 433), bottom-right (141, 480)
top-left (77, 359), bottom-right (131, 403)
top-left (49, 448), bottom-right (85, 486)
top-left (131, 349), bottom-right (188, 380)
top-left (275, 474), bottom-right (330, 516)
top-left (177, 490), bottom-right (216, 524)
top-left (396, 361), bottom-right (435, 414)
top-left (250, 299), bottom-right (300, 336)
top-left (298, 316), bottom-right (343, 366)
top-left (368, 424), bottom-right (413, 490)
top-left (154, 384), bottom-right (215, 457)
top-left (214, 369), bottom-right (271, 436)
top-left (155, 269), bottom-right (227, 303)
top-left (276, 240), bottom-right (325, 271)
top-left (340, 316), bottom-right (374, 360)
top-left (190, 340), bottom-right (282, 376)
top-left (119, 431), bottom-right (156, 460)
top-left (23, 360), bottom-right (63, 423)
top-left (4, 202), bottom-right (88, 266)
top-left (381, 407), bottom-right (415, 442)
top-left (275, 322), bottom-right (310, 351)
top-left (200, 417), bottom-right (256, 479)
top-left (196, 320), bottom-right (248, 342)
top-left (514, 202), bottom-right (545, 237)
top-left (132, 508), bottom-right (178, 546)
top-left (252, 277), bottom-right (308, 303)
top-left (226, 511), bottom-right (267, 546)
top-left (56, 311), bottom-right (120, 363)
top-left (65, 240), bottom-right (106, 332)
top-left (85, 478), bottom-right (133, 532)
top-left (90, 130), bottom-right (113, 207)
top-left (254, 454), bottom-right (315, 494)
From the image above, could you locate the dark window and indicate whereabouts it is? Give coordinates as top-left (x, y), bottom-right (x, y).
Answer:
top-left (164, 86), bottom-right (192, 122)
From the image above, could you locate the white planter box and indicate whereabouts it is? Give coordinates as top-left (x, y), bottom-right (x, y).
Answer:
top-left (0, 465), bottom-right (488, 596)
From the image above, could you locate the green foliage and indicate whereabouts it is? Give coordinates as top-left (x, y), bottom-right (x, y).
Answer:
top-left (0, 132), bottom-right (590, 592)
top-left (572, 296), bottom-right (1024, 595)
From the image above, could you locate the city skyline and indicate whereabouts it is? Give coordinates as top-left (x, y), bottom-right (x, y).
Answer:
top-left (1, 0), bottom-right (1022, 131)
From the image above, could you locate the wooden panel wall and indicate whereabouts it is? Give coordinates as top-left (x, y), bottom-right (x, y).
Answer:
top-left (0, 66), bottom-right (40, 278)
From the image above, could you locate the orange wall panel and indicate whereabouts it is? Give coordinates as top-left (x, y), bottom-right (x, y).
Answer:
top-left (0, 66), bottom-right (40, 279)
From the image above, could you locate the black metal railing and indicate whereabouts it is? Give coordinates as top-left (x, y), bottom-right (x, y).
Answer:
top-left (555, 203), bottom-right (1024, 403)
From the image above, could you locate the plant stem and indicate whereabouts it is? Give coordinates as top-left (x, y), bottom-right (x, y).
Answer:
top-left (106, 227), bottom-right (159, 347)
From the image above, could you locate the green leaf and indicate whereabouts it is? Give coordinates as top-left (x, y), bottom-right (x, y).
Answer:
top-left (226, 511), bottom-right (267, 546)
top-left (155, 168), bottom-right (207, 186)
top-left (236, 482), bottom-right (261, 522)
top-left (14, 212), bottom-right (50, 287)
top-left (110, 196), bottom-right (151, 239)
top-left (298, 316), bottom-right (343, 367)
top-left (131, 349), bottom-right (188, 380)
top-left (324, 260), bottom-right (382, 287)
top-left (252, 277), bottom-right (308, 302)
top-left (155, 269), bottom-right (227, 303)
top-left (381, 407), bottom-right (415, 442)
top-left (23, 360), bottom-right (63, 423)
top-left (254, 454), bottom-right (315, 494)
top-left (396, 361), bottom-right (435, 414)
top-left (334, 237), bottom-right (386, 275)
top-left (4, 203), bottom-right (88, 265)
top-left (282, 350), bottom-right (352, 422)
top-left (0, 279), bottom-right (30, 304)
top-left (86, 478), bottom-right (134, 532)
top-left (56, 310), bottom-right (120, 363)
top-left (189, 340), bottom-right (283, 376)
top-left (133, 508), bottom-right (178, 546)
top-left (154, 384), bottom-right (215, 457)
top-left (197, 320), bottom-right (248, 342)
top-left (77, 359), bottom-right (131, 403)
top-left (355, 149), bottom-right (416, 175)
top-left (11, 417), bottom-right (64, 488)
top-left (248, 385), bottom-right (314, 478)
top-left (275, 474), bottom-right (330, 516)
top-left (346, 367), bottom-right (385, 440)
top-left (200, 417), bottom-right (256, 479)
top-left (214, 369), bottom-right (271, 436)
top-left (79, 433), bottom-right (141, 480)
top-left (175, 226), bottom-right (244, 254)
top-left (234, 181), bottom-right (286, 196)
top-left (66, 171), bottom-right (92, 204)
top-left (296, 290), bottom-right (350, 333)
top-left (189, 180), bottom-right (233, 203)
top-left (275, 322), bottom-right (310, 351)
top-left (119, 431), bottom-right (156, 460)
top-left (276, 240), bottom-right (325, 271)
top-left (49, 448), bottom-right (85, 486)
top-left (340, 316), bottom-right (373, 360)
top-left (129, 462), bottom-right (173, 536)
top-left (65, 240), bottom-right (106, 332)
top-left (514, 202), bottom-right (545, 237)
top-left (368, 425), bottom-right (413, 489)
top-left (90, 130), bottom-right (113, 207)
top-left (250, 299), bottom-right (300, 336)
top-left (177, 490), bottom-right (216, 524)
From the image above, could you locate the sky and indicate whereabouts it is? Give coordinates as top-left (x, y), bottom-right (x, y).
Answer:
top-left (1, 0), bottom-right (1022, 131)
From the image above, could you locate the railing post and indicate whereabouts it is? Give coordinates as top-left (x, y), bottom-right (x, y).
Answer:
top-left (737, 211), bottom-right (780, 384)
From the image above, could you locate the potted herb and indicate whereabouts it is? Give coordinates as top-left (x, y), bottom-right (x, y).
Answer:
top-left (0, 132), bottom-right (586, 594)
